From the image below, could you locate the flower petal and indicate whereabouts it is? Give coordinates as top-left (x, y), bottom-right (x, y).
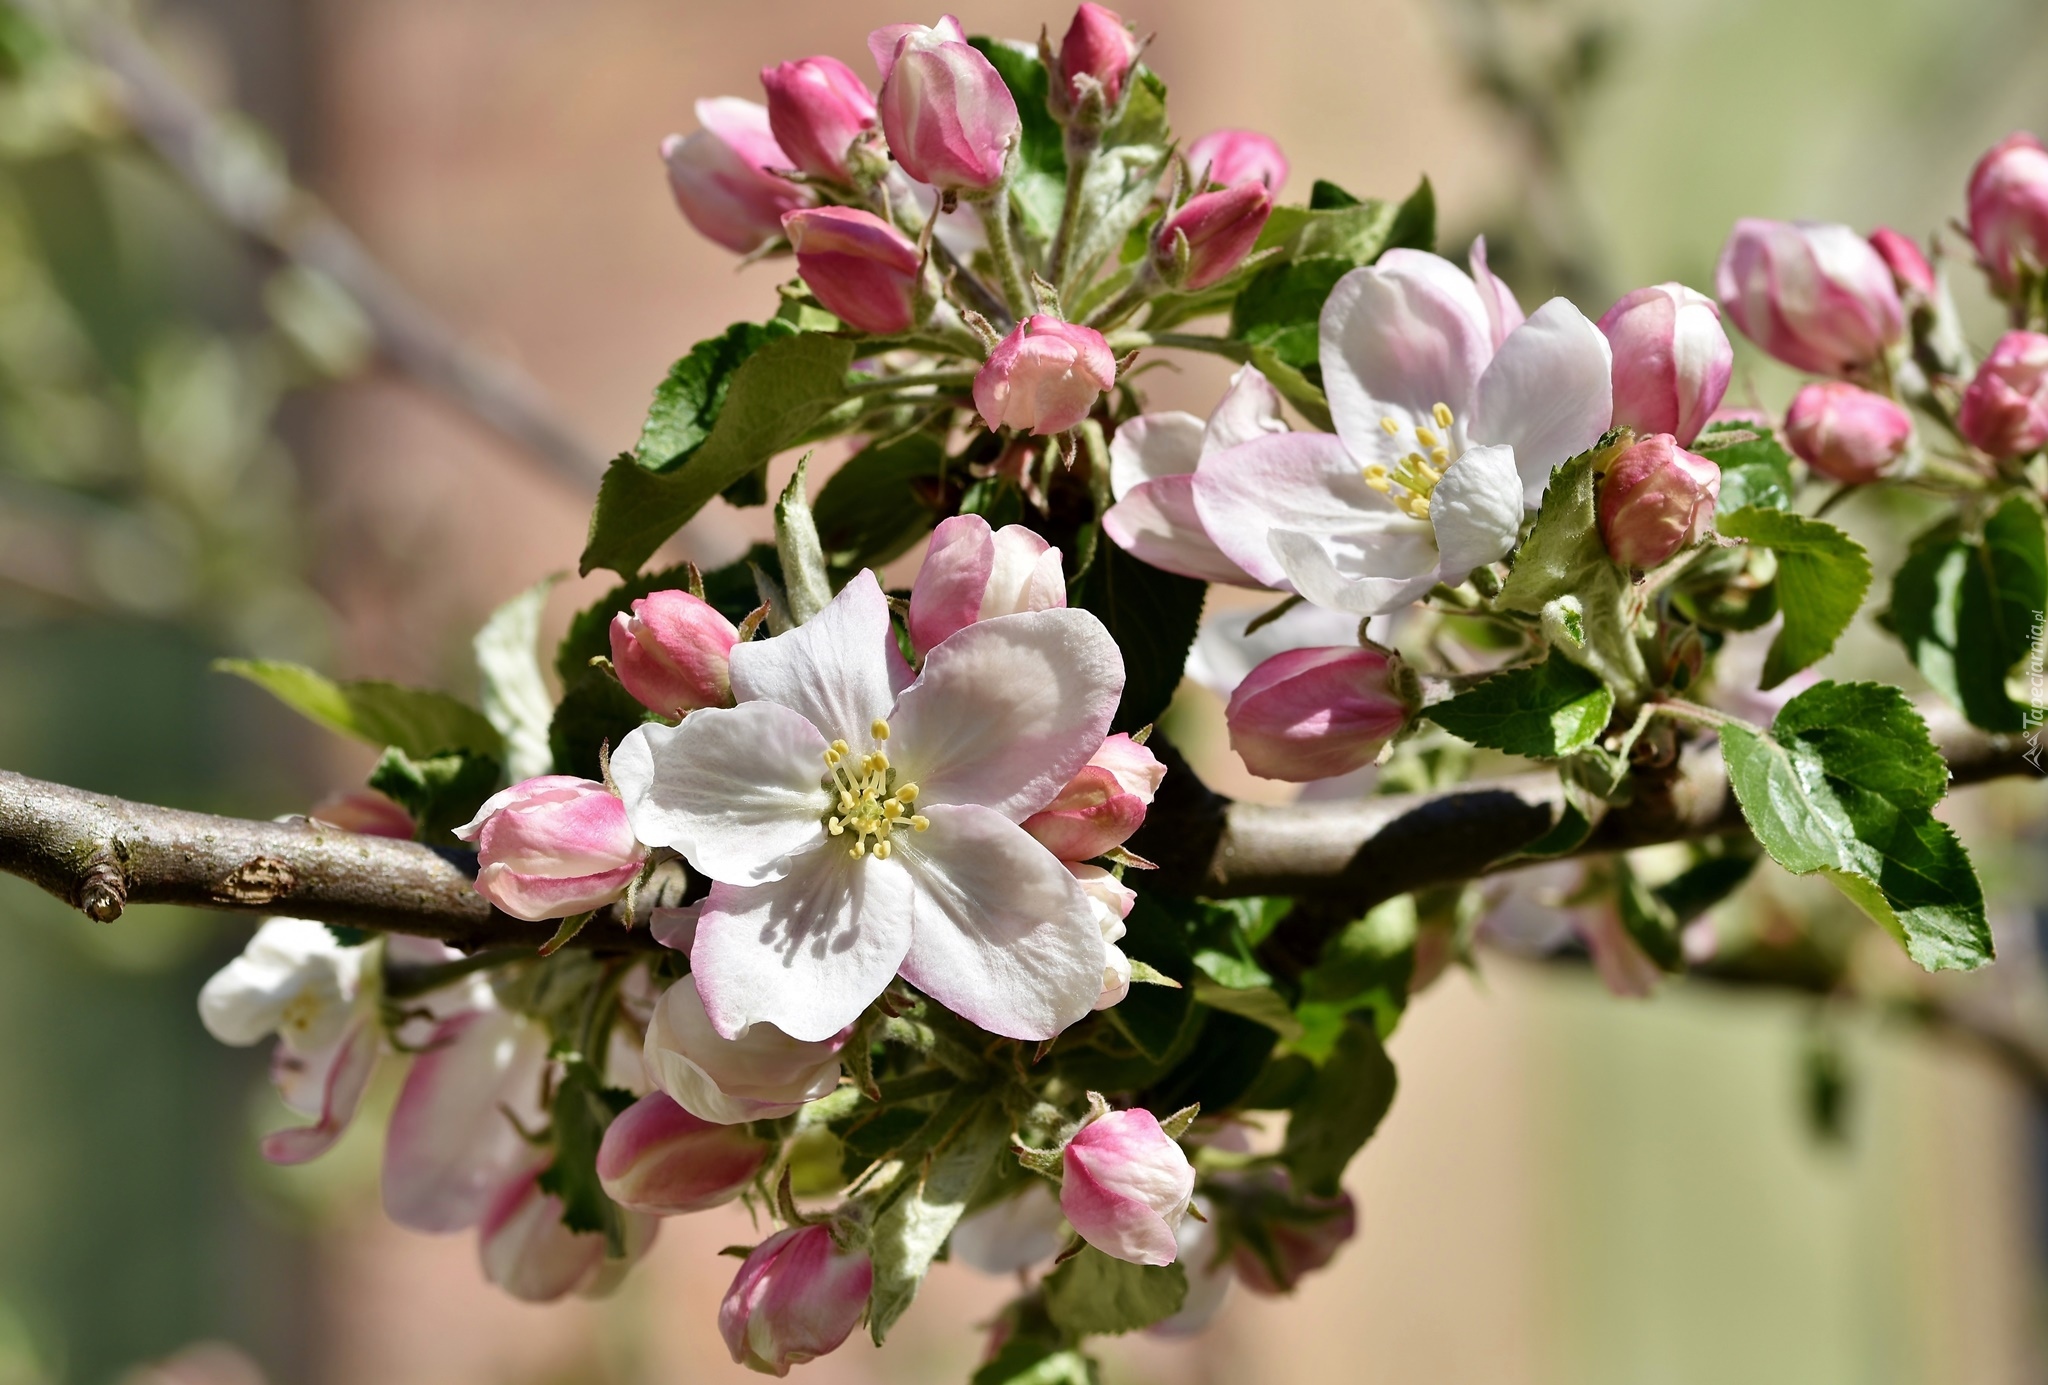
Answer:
top-left (1192, 432), bottom-right (1380, 589)
top-left (1201, 365), bottom-right (1290, 453)
top-left (907, 513), bottom-right (994, 653)
top-left (690, 848), bottom-right (914, 1042)
top-left (887, 609), bottom-right (1122, 820)
top-left (611, 704), bottom-right (828, 887)
top-left (1470, 297), bottom-right (1614, 506)
top-left (1318, 250), bottom-right (1492, 464)
top-left (1109, 412), bottom-right (1205, 499)
top-left (382, 1008), bottom-right (552, 1233)
top-left (261, 1018), bottom-right (380, 1166)
top-left (1184, 601), bottom-right (1363, 699)
top-left (1468, 235), bottom-right (1525, 348)
top-left (1427, 444), bottom-right (1526, 581)
top-left (1268, 527), bottom-right (1441, 616)
top-left (1102, 476), bottom-right (1260, 586)
top-left (730, 569), bottom-right (899, 744)
top-left (896, 803), bottom-right (1104, 1040)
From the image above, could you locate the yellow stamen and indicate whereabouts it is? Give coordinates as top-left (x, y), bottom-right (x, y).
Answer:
top-left (911, 815), bottom-right (930, 832)
top-left (873, 840), bottom-right (892, 860)
top-left (871, 719), bottom-right (890, 740)
top-left (1379, 416), bottom-right (1403, 436)
top-left (1415, 426), bottom-right (1440, 450)
top-left (895, 783), bottom-right (918, 803)
top-left (1432, 401), bottom-right (1454, 428)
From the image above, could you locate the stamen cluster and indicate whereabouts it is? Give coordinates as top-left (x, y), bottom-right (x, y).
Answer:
top-left (822, 718), bottom-right (927, 859)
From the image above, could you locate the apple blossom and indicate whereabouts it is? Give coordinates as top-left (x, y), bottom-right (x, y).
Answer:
top-left (872, 20), bottom-right (1019, 192)
top-left (1195, 250), bottom-right (1614, 615)
top-left (1713, 219), bottom-right (1903, 377)
top-left (1102, 363), bottom-right (1290, 586)
top-left (1186, 128), bottom-right (1288, 192)
top-left (661, 99), bottom-right (813, 254)
top-left (454, 777), bottom-right (646, 922)
top-left (610, 589), bottom-right (738, 718)
top-left (1056, 4), bottom-right (1139, 110)
top-left (1595, 434), bottom-right (1721, 570)
top-left (1154, 182), bottom-right (1272, 290)
top-left (782, 206), bottom-right (924, 334)
top-left (1021, 733), bottom-right (1165, 861)
top-left (1868, 227), bottom-right (1936, 298)
top-left (477, 1171), bottom-right (644, 1303)
top-left (760, 56), bottom-right (876, 183)
top-left (974, 316), bottom-right (1117, 436)
top-left (1225, 645), bottom-right (1412, 782)
top-left (907, 513), bottom-right (1066, 655)
top-left (1597, 283), bottom-right (1733, 446)
top-left (1070, 863), bottom-right (1136, 1011)
top-left (596, 1090), bottom-right (772, 1215)
top-left (1957, 330), bottom-right (2048, 459)
top-left (1060, 1106), bottom-right (1196, 1266)
top-left (1967, 132), bottom-right (2048, 296)
top-left (641, 976), bottom-right (845, 1124)
top-left (1783, 381), bottom-right (1914, 482)
top-left (613, 573), bottom-right (1121, 1042)
top-left (720, 1224), bottom-right (874, 1375)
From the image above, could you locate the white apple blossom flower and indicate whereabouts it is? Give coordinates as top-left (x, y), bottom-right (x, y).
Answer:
top-left (611, 571), bottom-right (1123, 1043)
top-left (1194, 247), bottom-right (1613, 615)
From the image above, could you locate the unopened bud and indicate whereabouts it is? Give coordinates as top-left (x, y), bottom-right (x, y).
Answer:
top-left (1957, 330), bottom-right (2048, 460)
top-left (873, 23), bottom-right (1019, 192)
top-left (1783, 381), bottom-right (1913, 483)
top-left (1967, 132), bottom-right (2048, 299)
top-left (596, 1091), bottom-right (772, 1216)
top-left (1224, 646), bottom-right (1412, 783)
top-left (1186, 128), bottom-right (1288, 192)
top-left (1060, 1106), bottom-right (1196, 1266)
top-left (720, 1224), bottom-right (873, 1375)
top-left (1597, 283), bottom-right (1732, 446)
top-left (973, 315), bottom-right (1117, 435)
top-left (1022, 733), bottom-right (1165, 861)
top-left (453, 778), bottom-right (646, 922)
top-left (1714, 219), bottom-right (1903, 378)
top-left (610, 589), bottom-right (739, 718)
top-left (1154, 183), bottom-right (1272, 291)
top-left (1595, 434), bottom-right (1721, 571)
top-left (760, 56), bottom-right (876, 183)
top-left (782, 206), bottom-right (924, 334)
top-left (1056, 4), bottom-right (1139, 113)
top-left (661, 99), bottom-right (813, 254)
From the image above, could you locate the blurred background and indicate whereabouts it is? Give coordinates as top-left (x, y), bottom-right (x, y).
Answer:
top-left (2, 0), bottom-right (2047, 1380)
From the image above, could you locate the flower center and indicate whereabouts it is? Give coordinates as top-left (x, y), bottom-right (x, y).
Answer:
top-left (279, 987), bottom-right (323, 1040)
top-left (822, 718), bottom-right (928, 860)
top-left (1365, 402), bottom-right (1458, 520)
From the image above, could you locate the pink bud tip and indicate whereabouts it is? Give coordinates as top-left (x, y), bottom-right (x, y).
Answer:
top-left (1225, 646), bottom-right (1411, 783)
top-left (1156, 183), bottom-right (1273, 291)
top-left (1597, 283), bottom-right (1733, 447)
top-left (1783, 381), bottom-right (1914, 483)
top-left (1956, 331), bottom-right (2048, 460)
top-left (782, 206), bottom-right (924, 335)
top-left (1022, 733), bottom-right (1166, 860)
top-left (1967, 132), bottom-right (2048, 297)
top-left (874, 26), bottom-right (1020, 192)
top-left (1867, 226), bottom-right (1936, 298)
top-left (1186, 128), bottom-right (1288, 193)
top-left (661, 99), bottom-right (814, 254)
top-left (1595, 434), bottom-right (1721, 571)
top-left (760, 55), bottom-right (877, 183)
top-left (452, 777), bottom-right (646, 922)
top-left (596, 1091), bottom-right (771, 1216)
top-left (1058, 4), bottom-right (1140, 109)
top-left (610, 588), bottom-right (739, 718)
top-left (906, 513), bottom-right (1067, 654)
top-left (720, 1224), bottom-right (873, 1375)
top-left (973, 315), bottom-right (1117, 436)
top-left (1714, 219), bottom-right (1904, 378)
top-left (1060, 1107), bottom-right (1197, 1266)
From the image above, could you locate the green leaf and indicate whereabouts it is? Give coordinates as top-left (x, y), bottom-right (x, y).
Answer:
top-left (814, 434), bottom-right (946, 573)
top-left (1383, 175), bottom-right (1436, 255)
top-left (581, 332), bottom-right (856, 577)
top-left (774, 457), bottom-right (831, 624)
top-left (1246, 344), bottom-right (1333, 431)
top-left (1497, 449), bottom-right (1647, 690)
top-left (1254, 176), bottom-right (1432, 265)
top-left (973, 1342), bottom-right (1098, 1385)
top-left (1717, 507), bottom-right (1872, 689)
top-left (1074, 539), bottom-right (1207, 732)
top-left (1422, 654), bottom-right (1615, 758)
top-left (536, 1061), bottom-right (635, 1250)
top-left (1308, 179), bottom-right (1362, 209)
top-left (218, 659), bottom-right (503, 760)
top-left (1720, 681), bottom-right (1991, 971)
top-left (636, 321), bottom-right (793, 473)
top-left (1692, 424), bottom-right (1795, 511)
top-left (1280, 1016), bottom-right (1397, 1195)
top-left (1296, 896), bottom-right (1415, 1055)
top-left (367, 746), bottom-right (502, 843)
top-left (548, 668), bottom-right (651, 780)
top-left (1229, 256), bottom-right (1352, 369)
top-left (969, 39), bottom-right (1067, 240)
top-left (1884, 497), bottom-right (2048, 732)
top-left (869, 1098), bottom-right (1009, 1343)
top-left (1041, 1247), bottom-right (1188, 1337)
top-left (475, 575), bottom-right (560, 782)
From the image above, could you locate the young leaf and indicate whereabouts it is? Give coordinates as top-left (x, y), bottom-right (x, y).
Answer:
top-left (1692, 424), bottom-right (1795, 512)
top-left (367, 746), bottom-right (501, 843)
top-left (1717, 507), bottom-right (1872, 688)
top-left (1720, 681), bottom-right (1991, 971)
top-left (475, 575), bottom-right (561, 782)
top-left (972, 1341), bottom-right (1097, 1385)
top-left (868, 1098), bottom-right (1008, 1343)
top-left (968, 39), bottom-right (1066, 239)
top-left (548, 669), bottom-right (651, 780)
top-left (1279, 1016), bottom-right (1397, 1195)
top-left (813, 434), bottom-right (945, 573)
top-left (1422, 654), bottom-right (1615, 758)
top-left (1041, 1247), bottom-right (1189, 1337)
top-left (581, 332), bottom-right (855, 577)
top-left (1883, 497), bottom-right (2048, 732)
top-left (637, 320), bottom-right (793, 473)
top-left (217, 659), bottom-right (503, 760)
top-left (1074, 539), bottom-right (1207, 733)
top-left (1229, 256), bottom-right (1354, 369)
top-left (774, 457), bottom-right (831, 625)
top-left (536, 1061), bottom-right (635, 1249)
top-left (1496, 450), bottom-right (1647, 690)
top-left (1308, 179), bottom-right (1363, 209)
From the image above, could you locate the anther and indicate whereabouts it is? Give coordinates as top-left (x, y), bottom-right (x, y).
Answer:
top-left (1380, 416), bottom-right (1403, 435)
top-left (873, 840), bottom-right (893, 860)
top-left (1415, 426), bottom-right (1440, 449)
top-left (910, 815), bottom-right (930, 831)
top-left (871, 719), bottom-right (890, 740)
top-left (1432, 402), bottom-right (1454, 428)
top-left (895, 783), bottom-right (918, 802)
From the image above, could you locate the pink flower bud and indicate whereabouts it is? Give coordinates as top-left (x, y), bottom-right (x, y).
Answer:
top-left (477, 1171), bottom-right (608, 1302)
top-left (1597, 283), bottom-right (1733, 447)
top-left (596, 1091), bottom-right (772, 1216)
top-left (1967, 132), bottom-right (2048, 296)
top-left (1022, 733), bottom-right (1164, 860)
top-left (609, 589), bottom-right (739, 718)
top-left (1155, 183), bottom-right (1272, 291)
top-left (1595, 434), bottom-right (1722, 571)
top-left (782, 207), bottom-right (923, 335)
top-left (309, 787), bottom-right (416, 839)
top-left (642, 977), bottom-right (844, 1124)
top-left (906, 513), bottom-right (1067, 653)
top-left (1057, 4), bottom-right (1139, 108)
top-left (867, 15), bottom-right (966, 79)
top-left (720, 1224), bottom-right (874, 1375)
top-left (1957, 330), bottom-right (2048, 459)
top-left (874, 24), bottom-right (1020, 192)
top-left (453, 777), bottom-right (646, 922)
top-left (760, 56), bottom-right (877, 183)
top-left (1060, 1107), bottom-right (1196, 1266)
top-left (1783, 381), bottom-right (1913, 483)
top-left (974, 315), bottom-right (1116, 435)
top-left (661, 99), bottom-right (813, 254)
top-left (1220, 1171), bottom-right (1356, 1296)
top-left (1225, 647), bottom-right (1411, 783)
top-left (1070, 863), bottom-right (1136, 1011)
top-left (1187, 128), bottom-right (1288, 193)
top-left (1714, 219), bottom-right (1904, 377)
top-left (1867, 226), bottom-right (1936, 298)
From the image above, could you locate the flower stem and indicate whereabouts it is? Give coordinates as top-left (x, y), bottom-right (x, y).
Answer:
top-left (1108, 330), bottom-right (1254, 363)
top-left (844, 369), bottom-right (980, 397)
top-left (976, 189), bottom-right (1034, 321)
top-left (1048, 129), bottom-right (1099, 295)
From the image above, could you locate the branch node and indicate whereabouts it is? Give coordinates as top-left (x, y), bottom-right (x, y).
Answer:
top-left (213, 855), bottom-right (297, 907)
top-left (78, 852), bottom-right (127, 923)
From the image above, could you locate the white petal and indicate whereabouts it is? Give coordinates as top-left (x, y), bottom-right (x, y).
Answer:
top-left (1268, 527), bottom-right (1442, 616)
top-left (1428, 444), bottom-right (1527, 581)
top-left (1109, 412), bottom-right (1205, 499)
top-left (382, 1007), bottom-right (552, 1233)
top-left (1202, 365), bottom-right (1290, 454)
top-left (1184, 601), bottom-right (1364, 698)
top-left (887, 609), bottom-right (1122, 821)
top-left (729, 569), bottom-right (899, 744)
top-left (689, 848), bottom-right (915, 1042)
top-left (896, 804), bottom-right (1105, 1040)
top-left (1192, 432), bottom-right (1384, 589)
top-left (1318, 251), bottom-right (1492, 465)
top-left (1470, 297), bottom-right (1614, 506)
top-left (611, 706), bottom-right (828, 887)
top-left (1102, 476), bottom-right (1261, 587)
